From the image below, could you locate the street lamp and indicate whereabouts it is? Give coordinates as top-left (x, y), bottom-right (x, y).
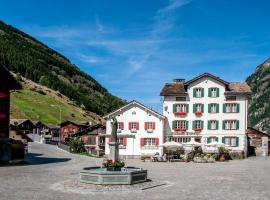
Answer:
top-left (50, 104), bottom-right (62, 146)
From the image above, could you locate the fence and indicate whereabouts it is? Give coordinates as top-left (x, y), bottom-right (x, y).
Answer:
top-left (58, 142), bottom-right (72, 153)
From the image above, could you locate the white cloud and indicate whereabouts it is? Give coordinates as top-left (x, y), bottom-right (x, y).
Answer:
top-left (159, 0), bottom-right (192, 13)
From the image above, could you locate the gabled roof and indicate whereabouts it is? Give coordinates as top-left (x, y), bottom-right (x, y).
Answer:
top-left (10, 119), bottom-right (36, 127)
top-left (104, 100), bottom-right (165, 119)
top-left (0, 65), bottom-right (22, 90)
top-left (184, 73), bottom-right (229, 86)
top-left (60, 120), bottom-right (90, 128)
top-left (72, 124), bottom-right (106, 137)
top-left (246, 127), bottom-right (270, 137)
top-left (160, 73), bottom-right (252, 96)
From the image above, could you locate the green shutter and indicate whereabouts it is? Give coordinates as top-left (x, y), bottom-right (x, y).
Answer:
top-left (215, 137), bottom-right (218, 142)
top-left (217, 88), bottom-right (220, 97)
top-left (193, 104), bottom-right (196, 112)
top-left (236, 103), bottom-right (240, 113)
top-left (186, 104), bottom-right (189, 112)
top-left (236, 137), bottom-right (239, 146)
top-left (223, 104), bottom-right (226, 113)
top-left (193, 88), bottom-right (196, 97)
top-left (192, 121), bottom-right (195, 129)
top-left (185, 121), bottom-right (189, 129)
top-left (201, 88), bottom-right (204, 97)
top-left (222, 137), bottom-right (225, 144)
top-left (236, 120), bottom-right (239, 130)
top-left (208, 88), bottom-right (211, 97)
top-left (201, 121), bottom-right (204, 130)
top-left (201, 104), bottom-right (204, 113)
top-left (208, 121), bottom-right (211, 130)
top-left (172, 121), bottom-right (176, 129)
top-left (208, 104), bottom-right (211, 113)
top-left (222, 121), bottom-right (225, 130)
top-left (173, 104), bottom-right (176, 113)
top-left (216, 120), bottom-right (219, 130)
top-left (207, 137), bottom-right (211, 144)
top-left (216, 104), bottom-right (219, 113)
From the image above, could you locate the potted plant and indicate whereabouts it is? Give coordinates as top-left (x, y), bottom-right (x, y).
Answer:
top-left (103, 159), bottom-right (125, 171)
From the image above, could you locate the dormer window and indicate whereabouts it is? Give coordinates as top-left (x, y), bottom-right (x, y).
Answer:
top-left (193, 88), bottom-right (204, 98)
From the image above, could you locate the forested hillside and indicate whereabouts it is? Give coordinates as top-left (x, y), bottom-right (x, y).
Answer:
top-left (246, 57), bottom-right (270, 133)
top-left (0, 20), bottom-right (125, 116)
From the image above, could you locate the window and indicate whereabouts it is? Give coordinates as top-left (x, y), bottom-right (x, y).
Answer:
top-left (224, 103), bottom-right (239, 113)
top-left (144, 138), bottom-right (156, 146)
top-left (117, 122), bottom-right (124, 130)
top-left (226, 96), bottom-right (236, 101)
top-left (170, 137), bottom-right (191, 143)
top-left (208, 87), bottom-right (219, 97)
top-left (207, 137), bottom-right (218, 143)
top-left (193, 88), bottom-right (204, 98)
top-left (223, 120), bottom-right (239, 130)
top-left (130, 122), bottom-right (138, 130)
top-left (224, 137), bottom-right (238, 147)
top-left (173, 120), bottom-right (188, 130)
top-left (176, 97), bottom-right (186, 101)
top-left (208, 103), bottom-right (219, 113)
top-left (193, 120), bottom-right (203, 130)
top-left (208, 120), bottom-right (218, 130)
top-left (193, 104), bottom-right (204, 113)
top-left (173, 104), bottom-right (188, 114)
top-left (117, 138), bottom-right (123, 145)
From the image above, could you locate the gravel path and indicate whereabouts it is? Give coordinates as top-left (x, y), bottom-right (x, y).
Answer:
top-left (1, 142), bottom-right (270, 200)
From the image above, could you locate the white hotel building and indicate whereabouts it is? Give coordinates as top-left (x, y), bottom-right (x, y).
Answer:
top-left (105, 73), bottom-right (252, 157)
top-left (160, 73), bottom-right (252, 152)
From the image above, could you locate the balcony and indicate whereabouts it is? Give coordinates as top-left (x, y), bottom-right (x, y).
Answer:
top-left (174, 112), bottom-right (187, 116)
top-left (0, 92), bottom-right (7, 98)
top-left (0, 113), bottom-right (6, 120)
top-left (194, 112), bottom-right (203, 116)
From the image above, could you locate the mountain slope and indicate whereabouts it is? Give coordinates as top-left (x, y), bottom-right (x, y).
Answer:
top-left (10, 75), bottom-right (102, 125)
top-left (246, 57), bottom-right (270, 133)
top-left (0, 20), bottom-right (125, 116)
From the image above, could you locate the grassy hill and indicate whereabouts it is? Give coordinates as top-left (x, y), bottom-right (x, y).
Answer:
top-left (0, 20), bottom-right (125, 116)
top-left (10, 76), bottom-right (102, 125)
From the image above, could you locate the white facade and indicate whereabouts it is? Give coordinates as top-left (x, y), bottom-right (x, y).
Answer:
top-left (162, 75), bottom-right (249, 152)
top-left (105, 101), bottom-right (164, 158)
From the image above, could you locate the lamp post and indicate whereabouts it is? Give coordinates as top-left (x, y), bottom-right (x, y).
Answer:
top-left (50, 104), bottom-right (62, 146)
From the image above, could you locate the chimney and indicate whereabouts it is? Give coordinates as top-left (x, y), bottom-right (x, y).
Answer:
top-left (173, 78), bottom-right (185, 83)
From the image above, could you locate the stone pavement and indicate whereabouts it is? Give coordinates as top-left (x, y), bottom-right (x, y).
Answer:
top-left (1, 142), bottom-right (270, 200)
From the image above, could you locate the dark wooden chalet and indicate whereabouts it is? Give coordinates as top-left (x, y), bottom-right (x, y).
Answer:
top-left (0, 65), bottom-right (21, 138)
top-left (10, 119), bottom-right (36, 134)
top-left (60, 121), bottom-right (90, 142)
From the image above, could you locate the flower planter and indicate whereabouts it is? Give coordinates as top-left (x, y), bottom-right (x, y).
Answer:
top-left (194, 112), bottom-right (202, 116)
top-left (174, 112), bottom-right (187, 116)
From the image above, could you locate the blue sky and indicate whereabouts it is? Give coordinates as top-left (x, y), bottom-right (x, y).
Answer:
top-left (1, 0), bottom-right (270, 111)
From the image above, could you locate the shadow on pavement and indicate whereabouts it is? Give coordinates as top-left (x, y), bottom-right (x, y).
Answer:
top-left (25, 153), bottom-right (71, 165)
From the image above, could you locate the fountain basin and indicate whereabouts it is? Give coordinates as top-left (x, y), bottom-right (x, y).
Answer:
top-left (80, 167), bottom-right (148, 185)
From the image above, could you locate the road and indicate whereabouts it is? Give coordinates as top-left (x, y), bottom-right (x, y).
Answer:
top-left (1, 142), bottom-right (270, 200)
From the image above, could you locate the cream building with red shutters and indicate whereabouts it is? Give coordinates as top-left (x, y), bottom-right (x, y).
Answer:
top-left (160, 73), bottom-right (252, 153)
top-left (104, 100), bottom-right (165, 158)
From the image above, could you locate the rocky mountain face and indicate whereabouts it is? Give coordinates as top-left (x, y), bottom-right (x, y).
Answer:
top-left (246, 57), bottom-right (270, 133)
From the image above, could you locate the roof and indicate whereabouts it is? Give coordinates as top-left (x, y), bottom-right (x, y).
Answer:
top-left (11, 130), bottom-right (33, 142)
top-left (47, 124), bottom-right (60, 129)
top-left (10, 119), bottom-right (35, 127)
top-left (184, 73), bottom-right (229, 86)
top-left (160, 73), bottom-right (252, 96)
top-left (225, 82), bottom-right (252, 95)
top-left (246, 127), bottom-right (270, 137)
top-left (104, 100), bottom-right (165, 119)
top-left (160, 82), bottom-right (187, 96)
top-left (60, 120), bottom-right (90, 128)
top-left (0, 65), bottom-right (22, 90)
top-left (72, 124), bottom-right (106, 137)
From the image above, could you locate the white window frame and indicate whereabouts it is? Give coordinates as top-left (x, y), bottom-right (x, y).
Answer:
top-left (195, 104), bottom-right (202, 112)
top-left (210, 88), bottom-right (217, 97)
top-left (147, 122), bottom-right (153, 130)
top-left (210, 104), bottom-right (217, 113)
top-left (176, 121), bottom-right (187, 129)
top-left (225, 120), bottom-right (237, 130)
top-left (131, 122), bottom-right (137, 129)
top-left (225, 103), bottom-right (237, 113)
top-left (176, 104), bottom-right (186, 112)
top-left (224, 137), bottom-right (237, 147)
top-left (194, 120), bottom-right (202, 129)
top-left (144, 138), bottom-right (155, 146)
top-left (210, 120), bottom-right (217, 130)
top-left (171, 137), bottom-right (191, 143)
top-left (195, 88), bottom-right (202, 97)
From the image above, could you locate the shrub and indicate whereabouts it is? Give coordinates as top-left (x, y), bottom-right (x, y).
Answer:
top-left (103, 160), bottom-right (125, 168)
top-left (68, 139), bottom-right (85, 153)
top-left (229, 151), bottom-right (245, 160)
top-left (37, 90), bottom-right (46, 95)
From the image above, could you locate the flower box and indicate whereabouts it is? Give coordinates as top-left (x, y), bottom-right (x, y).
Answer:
top-left (131, 129), bottom-right (137, 133)
top-left (174, 128), bottom-right (187, 132)
top-left (147, 129), bottom-right (153, 133)
top-left (174, 112), bottom-right (187, 116)
top-left (194, 112), bottom-right (202, 116)
top-left (194, 128), bottom-right (202, 132)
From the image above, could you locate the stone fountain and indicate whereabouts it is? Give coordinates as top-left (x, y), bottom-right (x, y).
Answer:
top-left (80, 118), bottom-right (148, 185)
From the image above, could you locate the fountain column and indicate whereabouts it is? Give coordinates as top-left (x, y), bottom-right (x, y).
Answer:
top-left (109, 117), bottom-right (119, 162)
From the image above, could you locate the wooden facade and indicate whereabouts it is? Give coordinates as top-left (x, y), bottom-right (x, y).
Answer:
top-left (0, 65), bottom-right (21, 138)
top-left (60, 121), bottom-right (89, 142)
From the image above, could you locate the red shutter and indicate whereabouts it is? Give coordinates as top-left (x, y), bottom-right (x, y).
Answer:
top-left (153, 122), bottom-right (155, 130)
top-left (109, 136), bottom-right (112, 142)
top-left (144, 122), bottom-right (148, 130)
top-left (121, 122), bottom-right (124, 130)
top-left (123, 137), bottom-right (127, 146)
top-left (140, 138), bottom-right (144, 147)
top-left (128, 122), bottom-right (132, 130)
top-left (155, 138), bottom-right (159, 146)
top-left (136, 122), bottom-right (139, 130)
